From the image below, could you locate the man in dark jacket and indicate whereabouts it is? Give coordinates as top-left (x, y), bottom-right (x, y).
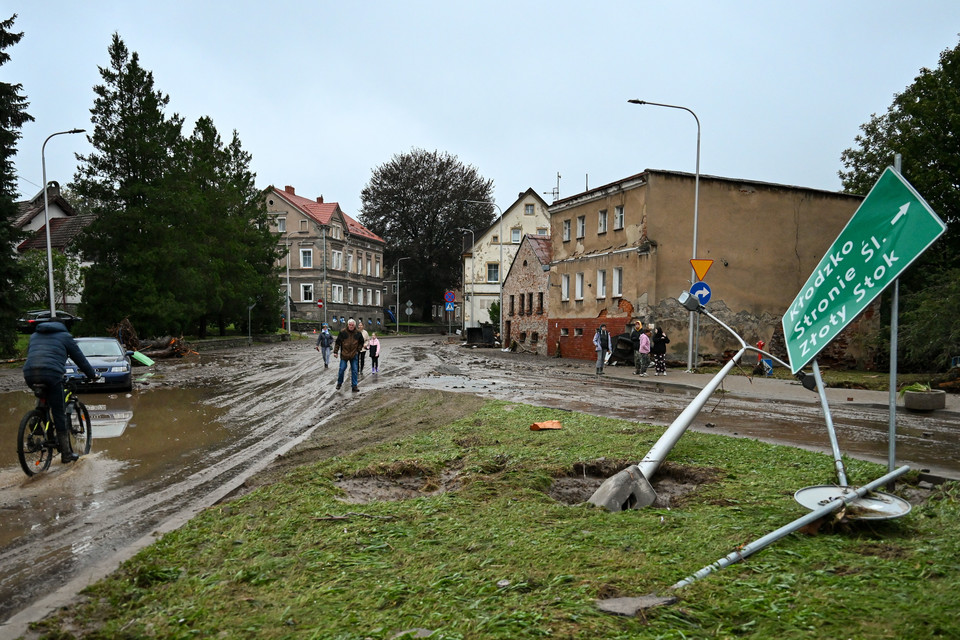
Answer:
top-left (22, 321), bottom-right (98, 463)
top-left (333, 318), bottom-right (364, 392)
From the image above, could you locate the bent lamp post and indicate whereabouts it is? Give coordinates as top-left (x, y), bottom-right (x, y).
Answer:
top-left (589, 291), bottom-right (802, 512)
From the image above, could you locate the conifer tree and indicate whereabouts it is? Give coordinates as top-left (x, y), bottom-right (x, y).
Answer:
top-left (0, 14), bottom-right (33, 355)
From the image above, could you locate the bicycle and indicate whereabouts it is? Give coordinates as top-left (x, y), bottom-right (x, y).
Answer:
top-left (18, 377), bottom-right (93, 476)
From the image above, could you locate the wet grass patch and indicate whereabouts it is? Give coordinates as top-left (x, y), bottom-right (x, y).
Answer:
top-left (33, 393), bottom-right (960, 640)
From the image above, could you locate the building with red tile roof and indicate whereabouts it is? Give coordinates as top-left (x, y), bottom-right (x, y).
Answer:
top-left (265, 185), bottom-right (387, 331)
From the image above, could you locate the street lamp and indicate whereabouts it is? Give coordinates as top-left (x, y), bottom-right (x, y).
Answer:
top-left (285, 236), bottom-right (292, 335)
top-left (463, 200), bottom-right (504, 343)
top-left (628, 99), bottom-right (700, 371)
top-left (395, 256), bottom-right (410, 335)
top-left (457, 227), bottom-right (475, 335)
top-left (41, 128), bottom-right (85, 316)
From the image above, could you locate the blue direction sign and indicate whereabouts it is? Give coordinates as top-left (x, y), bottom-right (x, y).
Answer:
top-left (689, 282), bottom-right (711, 306)
top-left (783, 167), bottom-right (946, 373)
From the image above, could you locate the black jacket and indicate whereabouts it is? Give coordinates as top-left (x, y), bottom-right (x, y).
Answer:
top-left (22, 321), bottom-right (97, 381)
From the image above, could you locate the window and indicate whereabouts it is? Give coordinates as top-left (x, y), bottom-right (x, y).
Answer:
top-left (375, 259), bottom-right (381, 277)
top-left (300, 248), bottom-right (312, 269)
top-left (576, 216), bottom-right (585, 239)
top-left (330, 224), bottom-right (342, 240)
top-left (575, 273), bottom-right (584, 300)
top-left (536, 227), bottom-right (548, 236)
top-left (366, 288), bottom-right (372, 305)
top-left (574, 327), bottom-right (583, 336)
top-left (375, 290), bottom-right (381, 306)
top-left (613, 267), bottom-right (623, 297)
top-left (524, 203), bottom-right (534, 215)
top-left (614, 205), bottom-right (624, 230)
top-left (356, 252), bottom-right (364, 274)
top-left (527, 292), bottom-right (533, 315)
top-left (487, 263), bottom-right (499, 283)
top-left (331, 284), bottom-right (344, 303)
top-left (492, 234), bottom-right (499, 243)
top-left (277, 217), bottom-right (286, 233)
top-left (562, 219), bottom-right (571, 242)
top-left (597, 269), bottom-right (607, 298)
top-left (332, 250), bottom-right (343, 270)
top-left (345, 253), bottom-right (353, 272)
top-left (300, 219), bottom-right (308, 232)
top-left (509, 295), bottom-right (515, 316)
top-left (347, 287), bottom-right (354, 304)
top-left (301, 283), bottom-right (313, 302)
top-left (561, 274), bottom-right (570, 301)
top-left (511, 228), bottom-right (522, 244)
top-left (560, 327), bottom-right (569, 337)
top-left (531, 332), bottom-right (538, 343)
top-left (537, 292), bottom-right (543, 314)
top-left (598, 209), bottom-right (608, 234)
top-left (366, 258), bottom-right (371, 276)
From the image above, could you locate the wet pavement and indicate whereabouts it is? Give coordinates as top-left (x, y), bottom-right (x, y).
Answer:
top-left (0, 335), bottom-right (958, 637)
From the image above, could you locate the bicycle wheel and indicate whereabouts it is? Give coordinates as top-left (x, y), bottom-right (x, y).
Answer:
top-left (18, 410), bottom-right (53, 476)
top-left (69, 401), bottom-right (92, 455)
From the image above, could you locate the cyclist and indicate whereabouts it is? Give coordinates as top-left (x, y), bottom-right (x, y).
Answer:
top-left (22, 320), bottom-right (98, 463)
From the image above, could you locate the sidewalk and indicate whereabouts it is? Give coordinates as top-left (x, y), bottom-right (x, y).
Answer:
top-left (593, 361), bottom-right (960, 413)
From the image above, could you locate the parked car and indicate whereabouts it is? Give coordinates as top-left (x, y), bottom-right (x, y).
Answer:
top-left (17, 309), bottom-right (82, 334)
top-left (66, 337), bottom-right (133, 392)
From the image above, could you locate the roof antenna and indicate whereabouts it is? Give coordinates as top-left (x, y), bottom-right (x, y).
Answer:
top-left (543, 172), bottom-right (560, 202)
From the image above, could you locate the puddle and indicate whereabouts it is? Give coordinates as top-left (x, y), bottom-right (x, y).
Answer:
top-left (0, 387), bottom-right (228, 548)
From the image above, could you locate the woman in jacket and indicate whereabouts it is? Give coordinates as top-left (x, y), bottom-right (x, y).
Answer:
top-left (651, 326), bottom-right (670, 376)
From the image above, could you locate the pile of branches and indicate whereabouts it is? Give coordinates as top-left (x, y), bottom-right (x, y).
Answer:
top-left (139, 336), bottom-right (190, 359)
top-left (107, 318), bottom-right (189, 359)
top-left (108, 318), bottom-right (140, 351)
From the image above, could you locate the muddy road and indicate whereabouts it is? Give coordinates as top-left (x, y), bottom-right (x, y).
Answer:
top-left (0, 335), bottom-right (957, 633)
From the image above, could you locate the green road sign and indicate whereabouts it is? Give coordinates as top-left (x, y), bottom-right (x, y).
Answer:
top-left (783, 167), bottom-right (946, 373)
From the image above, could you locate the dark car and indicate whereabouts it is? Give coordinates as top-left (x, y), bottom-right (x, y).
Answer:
top-left (66, 337), bottom-right (133, 392)
top-left (17, 309), bottom-right (83, 334)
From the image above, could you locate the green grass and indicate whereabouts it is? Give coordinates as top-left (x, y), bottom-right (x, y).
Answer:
top-left (25, 401), bottom-right (960, 639)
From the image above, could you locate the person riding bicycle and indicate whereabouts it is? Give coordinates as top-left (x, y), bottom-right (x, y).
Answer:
top-left (22, 320), bottom-right (98, 463)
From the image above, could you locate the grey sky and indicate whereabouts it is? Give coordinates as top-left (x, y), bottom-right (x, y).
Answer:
top-left (9, 1), bottom-right (960, 217)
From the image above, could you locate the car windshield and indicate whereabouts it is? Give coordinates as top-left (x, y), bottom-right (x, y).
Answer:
top-left (78, 340), bottom-right (123, 358)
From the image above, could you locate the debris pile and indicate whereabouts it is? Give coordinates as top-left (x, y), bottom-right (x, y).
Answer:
top-left (107, 318), bottom-right (189, 359)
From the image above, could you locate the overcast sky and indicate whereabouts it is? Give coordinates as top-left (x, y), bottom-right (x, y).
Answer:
top-left (9, 1), bottom-right (960, 218)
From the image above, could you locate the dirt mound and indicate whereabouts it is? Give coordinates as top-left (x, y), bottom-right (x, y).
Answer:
top-left (548, 460), bottom-right (722, 508)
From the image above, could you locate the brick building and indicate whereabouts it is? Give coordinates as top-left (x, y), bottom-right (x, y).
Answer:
top-left (502, 235), bottom-right (552, 355)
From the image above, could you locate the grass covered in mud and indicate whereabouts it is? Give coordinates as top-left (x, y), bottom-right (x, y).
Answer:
top-left (31, 393), bottom-right (960, 640)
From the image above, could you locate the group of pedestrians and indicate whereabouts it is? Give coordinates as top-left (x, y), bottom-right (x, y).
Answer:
top-left (315, 320), bottom-right (382, 393)
top-left (593, 320), bottom-right (670, 377)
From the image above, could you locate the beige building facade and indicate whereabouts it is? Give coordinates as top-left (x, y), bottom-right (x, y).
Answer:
top-left (265, 185), bottom-right (386, 331)
top-left (546, 170), bottom-right (865, 362)
top-left (461, 188), bottom-right (551, 330)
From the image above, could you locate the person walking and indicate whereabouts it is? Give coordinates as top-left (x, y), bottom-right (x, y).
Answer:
top-left (357, 321), bottom-right (371, 375)
top-left (593, 324), bottom-right (612, 376)
top-left (629, 320), bottom-right (644, 374)
top-left (368, 333), bottom-right (381, 373)
top-left (333, 319), bottom-right (364, 392)
top-left (22, 320), bottom-right (99, 463)
top-left (315, 324), bottom-right (334, 368)
top-left (637, 326), bottom-right (652, 377)
top-left (651, 326), bottom-right (670, 376)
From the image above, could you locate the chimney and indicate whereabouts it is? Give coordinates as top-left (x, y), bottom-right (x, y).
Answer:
top-left (284, 185), bottom-right (295, 195)
top-left (316, 196), bottom-right (324, 203)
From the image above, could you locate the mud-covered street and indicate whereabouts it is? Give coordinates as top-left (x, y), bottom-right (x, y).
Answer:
top-left (1, 335), bottom-right (957, 635)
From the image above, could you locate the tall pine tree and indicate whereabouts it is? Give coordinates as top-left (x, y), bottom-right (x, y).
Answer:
top-left (73, 33), bottom-right (188, 336)
top-left (183, 117), bottom-right (280, 337)
top-left (0, 14), bottom-right (33, 355)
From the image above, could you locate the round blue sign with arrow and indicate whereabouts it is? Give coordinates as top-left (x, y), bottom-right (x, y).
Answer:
top-left (689, 282), bottom-right (712, 306)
